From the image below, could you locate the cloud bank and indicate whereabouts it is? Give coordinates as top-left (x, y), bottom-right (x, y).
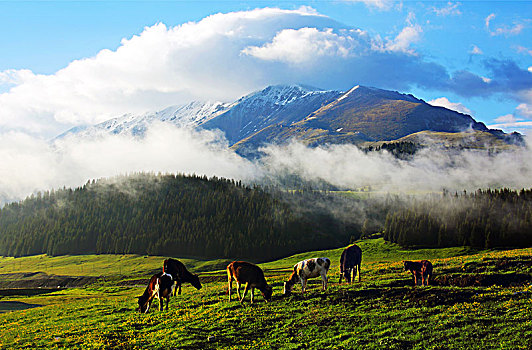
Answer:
top-left (0, 125), bottom-right (258, 204)
top-left (2, 123), bottom-right (531, 205)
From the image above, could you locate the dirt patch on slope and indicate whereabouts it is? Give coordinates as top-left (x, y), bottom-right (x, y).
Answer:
top-left (433, 273), bottom-right (531, 287)
top-left (0, 272), bottom-right (100, 289)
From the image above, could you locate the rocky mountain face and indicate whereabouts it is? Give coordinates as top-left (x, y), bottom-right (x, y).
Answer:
top-left (58, 84), bottom-right (523, 156)
top-left (201, 85), bottom-right (341, 144)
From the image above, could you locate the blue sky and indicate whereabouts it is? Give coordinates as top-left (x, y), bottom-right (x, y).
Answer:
top-left (0, 1), bottom-right (531, 136)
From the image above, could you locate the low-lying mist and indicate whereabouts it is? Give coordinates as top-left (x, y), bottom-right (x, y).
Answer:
top-left (1, 122), bottom-right (531, 206)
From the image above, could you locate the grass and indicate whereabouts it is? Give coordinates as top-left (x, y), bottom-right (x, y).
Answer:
top-left (0, 254), bottom-right (232, 277)
top-left (0, 238), bottom-right (531, 349)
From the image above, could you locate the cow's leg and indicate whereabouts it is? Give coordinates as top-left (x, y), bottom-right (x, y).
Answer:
top-left (178, 284), bottom-right (182, 295)
top-left (301, 279), bottom-right (307, 293)
top-left (228, 276), bottom-right (233, 301)
top-left (347, 269), bottom-right (352, 284)
top-left (250, 287), bottom-right (255, 304)
top-left (322, 273), bottom-right (328, 291)
top-left (241, 283), bottom-right (250, 303)
top-left (236, 282), bottom-right (242, 300)
top-left (357, 264), bottom-right (361, 282)
top-left (339, 269), bottom-right (343, 284)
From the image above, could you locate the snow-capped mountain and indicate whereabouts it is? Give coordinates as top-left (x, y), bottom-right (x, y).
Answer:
top-left (57, 83), bottom-right (523, 156)
top-left (57, 100), bottom-right (230, 139)
top-left (201, 84), bottom-right (341, 144)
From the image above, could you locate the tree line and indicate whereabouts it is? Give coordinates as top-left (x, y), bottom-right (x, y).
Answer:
top-left (1, 173), bottom-right (530, 260)
top-left (0, 173), bottom-right (358, 261)
top-left (383, 188), bottom-right (532, 249)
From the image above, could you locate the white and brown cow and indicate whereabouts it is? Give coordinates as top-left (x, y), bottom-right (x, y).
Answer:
top-left (283, 257), bottom-right (331, 295)
top-left (137, 272), bottom-right (174, 313)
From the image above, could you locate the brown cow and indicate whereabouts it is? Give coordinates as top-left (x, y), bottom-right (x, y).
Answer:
top-left (227, 261), bottom-right (272, 303)
top-left (404, 260), bottom-right (433, 286)
top-left (163, 258), bottom-right (202, 296)
top-left (138, 272), bottom-right (174, 313)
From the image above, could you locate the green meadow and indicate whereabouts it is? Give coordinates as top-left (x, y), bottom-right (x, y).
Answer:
top-left (0, 238), bottom-right (531, 349)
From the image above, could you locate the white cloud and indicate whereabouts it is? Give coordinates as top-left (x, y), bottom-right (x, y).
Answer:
top-left (241, 27), bottom-right (363, 64)
top-left (0, 7), bottom-right (342, 137)
top-left (488, 105), bottom-right (532, 133)
top-left (0, 7), bottom-right (438, 138)
top-left (470, 45), bottom-right (483, 55)
top-left (485, 13), bottom-right (525, 36)
top-left (343, 0), bottom-right (395, 10)
top-left (261, 139), bottom-right (532, 192)
top-left (428, 97), bottom-right (472, 115)
top-left (516, 102), bottom-right (532, 117)
top-left (0, 125), bottom-right (258, 203)
top-left (381, 15), bottom-right (422, 55)
top-left (494, 114), bottom-right (521, 123)
top-left (3, 122), bottom-right (532, 204)
top-left (488, 121), bottom-right (532, 133)
top-left (432, 2), bottom-right (462, 16)
top-left (386, 25), bottom-right (422, 54)
top-left (516, 46), bottom-right (532, 56)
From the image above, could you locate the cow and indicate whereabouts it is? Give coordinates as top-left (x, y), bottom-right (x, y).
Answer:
top-left (283, 257), bottom-right (331, 295)
top-left (138, 272), bottom-right (174, 313)
top-left (227, 261), bottom-right (273, 303)
top-left (404, 260), bottom-right (433, 286)
top-left (339, 244), bottom-right (362, 284)
top-left (163, 258), bottom-right (202, 295)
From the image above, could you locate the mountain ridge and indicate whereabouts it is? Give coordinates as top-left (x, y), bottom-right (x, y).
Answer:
top-left (57, 84), bottom-right (523, 155)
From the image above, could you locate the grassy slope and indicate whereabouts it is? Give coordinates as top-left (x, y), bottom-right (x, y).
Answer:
top-left (0, 239), bottom-right (531, 349)
top-left (0, 254), bottom-right (232, 277)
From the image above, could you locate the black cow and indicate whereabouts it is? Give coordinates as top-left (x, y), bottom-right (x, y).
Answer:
top-left (339, 244), bottom-right (362, 283)
top-left (163, 258), bottom-right (202, 295)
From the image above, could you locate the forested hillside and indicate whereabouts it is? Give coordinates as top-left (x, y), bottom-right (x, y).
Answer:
top-left (0, 174), bottom-right (357, 260)
top-left (383, 189), bottom-right (532, 248)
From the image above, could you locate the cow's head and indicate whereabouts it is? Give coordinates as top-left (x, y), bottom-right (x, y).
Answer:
top-left (261, 285), bottom-right (273, 302)
top-left (190, 274), bottom-right (202, 290)
top-left (343, 269), bottom-right (352, 283)
top-left (137, 296), bottom-right (149, 313)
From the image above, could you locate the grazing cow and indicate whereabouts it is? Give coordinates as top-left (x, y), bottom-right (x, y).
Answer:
top-left (227, 261), bottom-right (272, 303)
top-left (283, 257), bottom-right (331, 295)
top-left (138, 272), bottom-right (174, 313)
top-left (339, 244), bottom-right (362, 284)
top-left (404, 260), bottom-right (433, 286)
top-left (163, 258), bottom-right (202, 295)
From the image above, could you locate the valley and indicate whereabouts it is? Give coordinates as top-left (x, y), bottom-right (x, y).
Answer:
top-left (0, 238), bottom-right (530, 349)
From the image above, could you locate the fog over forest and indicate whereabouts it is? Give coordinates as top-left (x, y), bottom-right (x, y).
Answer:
top-left (1, 122), bottom-right (531, 205)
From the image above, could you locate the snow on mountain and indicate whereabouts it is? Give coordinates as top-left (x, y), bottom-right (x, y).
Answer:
top-left (201, 84), bottom-right (341, 144)
top-left (57, 100), bottom-right (230, 139)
